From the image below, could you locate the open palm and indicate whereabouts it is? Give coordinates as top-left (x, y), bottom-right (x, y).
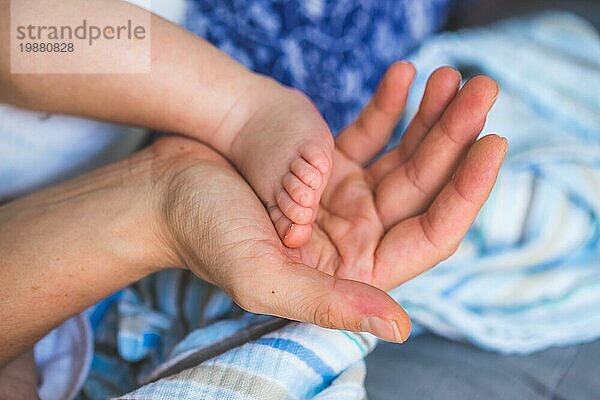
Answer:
top-left (162, 63), bottom-right (506, 343)
top-left (292, 63), bottom-right (505, 291)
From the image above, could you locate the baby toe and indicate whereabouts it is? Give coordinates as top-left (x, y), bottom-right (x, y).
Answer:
top-left (283, 172), bottom-right (315, 208)
top-left (268, 206), bottom-right (295, 242)
top-left (268, 206), bottom-right (312, 248)
top-left (300, 144), bottom-right (330, 175)
top-left (283, 223), bottom-right (312, 248)
top-left (276, 189), bottom-right (313, 225)
top-left (290, 158), bottom-right (322, 190)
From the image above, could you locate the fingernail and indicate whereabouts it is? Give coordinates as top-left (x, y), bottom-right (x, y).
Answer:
top-left (494, 135), bottom-right (508, 156)
top-left (360, 317), bottom-right (404, 343)
top-left (451, 67), bottom-right (463, 85)
top-left (398, 60), bottom-right (416, 73)
top-left (493, 81), bottom-right (501, 102)
top-left (501, 136), bottom-right (509, 154)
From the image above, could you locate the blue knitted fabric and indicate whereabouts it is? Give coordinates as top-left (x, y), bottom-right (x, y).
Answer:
top-left (185, 0), bottom-right (452, 133)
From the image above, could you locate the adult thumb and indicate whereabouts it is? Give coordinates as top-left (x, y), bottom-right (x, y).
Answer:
top-left (231, 261), bottom-right (411, 343)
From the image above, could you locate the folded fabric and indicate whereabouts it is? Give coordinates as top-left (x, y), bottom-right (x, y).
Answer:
top-left (116, 323), bottom-right (372, 400)
top-left (34, 315), bottom-right (93, 400)
top-left (80, 271), bottom-right (375, 399)
top-left (82, 12), bottom-right (600, 399)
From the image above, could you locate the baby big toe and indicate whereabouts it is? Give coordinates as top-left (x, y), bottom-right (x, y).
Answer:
top-left (269, 207), bottom-right (312, 248)
top-left (283, 223), bottom-right (312, 248)
top-left (283, 172), bottom-right (315, 208)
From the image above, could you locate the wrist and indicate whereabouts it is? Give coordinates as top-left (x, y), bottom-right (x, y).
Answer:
top-left (0, 148), bottom-right (167, 278)
top-left (0, 146), bottom-right (174, 362)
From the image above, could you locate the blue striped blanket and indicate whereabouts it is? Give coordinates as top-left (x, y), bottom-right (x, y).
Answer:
top-left (391, 11), bottom-right (600, 354)
top-left (79, 12), bottom-right (600, 399)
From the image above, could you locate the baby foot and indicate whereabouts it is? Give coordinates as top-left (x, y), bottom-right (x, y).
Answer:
top-left (228, 87), bottom-right (334, 248)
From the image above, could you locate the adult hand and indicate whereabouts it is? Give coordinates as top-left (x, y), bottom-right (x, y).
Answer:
top-left (0, 63), bottom-right (503, 365)
top-left (158, 62), bottom-right (507, 343)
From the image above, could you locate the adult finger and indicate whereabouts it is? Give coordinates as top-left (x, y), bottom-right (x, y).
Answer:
top-left (336, 61), bottom-right (415, 165)
top-left (368, 66), bottom-right (462, 183)
top-left (376, 76), bottom-right (499, 229)
top-left (372, 135), bottom-right (507, 289)
top-left (229, 259), bottom-right (411, 343)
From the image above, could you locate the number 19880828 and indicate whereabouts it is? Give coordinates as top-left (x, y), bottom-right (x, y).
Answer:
top-left (19, 42), bottom-right (74, 52)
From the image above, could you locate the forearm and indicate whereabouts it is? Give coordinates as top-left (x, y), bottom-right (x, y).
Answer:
top-left (0, 0), bottom-right (263, 152)
top-left (0, 146), bottom-right (170, 366)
